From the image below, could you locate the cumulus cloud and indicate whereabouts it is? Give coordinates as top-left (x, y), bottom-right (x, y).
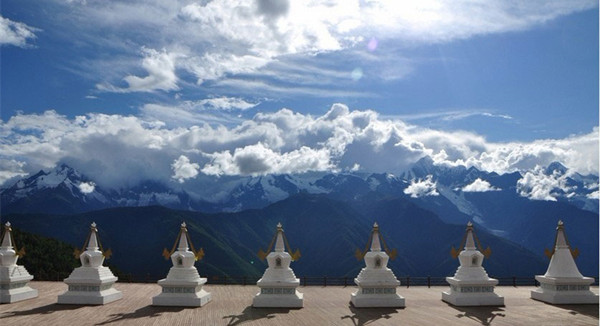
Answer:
top-left (404, 175), bottom-right (439, 198)
top-left (461, 178), bottom-right (500, 192)
top-left (426, 127), bottom-right (600, 177)
top-left (587, 190), bottom-right (599, 199)
top-left (0, 104), bottom-right (597, 190)
top-left (171, 155), bottom-right (200, 183)
top-left (78, 181), bottom-right (96, 194)
top-left (201, 143), bottom-right (333, 176)
top-left (98, 48), bottom-right (180, 93)
top-left (516, 166), bottom-right (572, 201)
top-left (256, 0), bottom-right (290, 19)
top-left (0, 16), bottom-right (38, 47)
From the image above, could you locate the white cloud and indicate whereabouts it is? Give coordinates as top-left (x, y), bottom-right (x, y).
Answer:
top-left (196, 97), bottom-right (258, 111)
top-left (140, 102), bottom-right (244, 127)
top-left (587, 190), bottom-right (599, 199)
top-left (404, 175), bottom-right (439, 198)
top-left (201, 143), bottom-right (333, 176)
top-left (0, 16), bottom-right (38, 48)
top-left (0, 159), bottom-right (28, 186)
top-left (211, 78), bottom-right (373, 98)
top-left (98, 48), bottom-right (180, 93)
top-left (78, 181), bottom-right (96, 194)
top-left (516, 166), bottom-right (572, 201)
top-left (462, 178), bottom-right (500, 192)
top-left (392, 109), bottom-right (513, 122)
top-left (54, 1), bottom-right (596, 95)
top-left (425, 127), bottom-right (600, 177)
top-left (171, 155), bottom-right (200, 183)
top-left (0, 104), bottom-right (597, 190)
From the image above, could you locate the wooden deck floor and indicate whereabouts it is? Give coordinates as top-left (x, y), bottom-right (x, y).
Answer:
top-left (0, 282), bottom-right (597, 325)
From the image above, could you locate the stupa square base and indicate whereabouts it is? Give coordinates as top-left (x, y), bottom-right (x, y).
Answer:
top-left (351, 293), bottom-right (405, 308)
top-left (442, 291), bottom-right (504, 306)
top-left (153, 289), bottom-right (211, 307)
top-left (0, 266), bottom-right (37, 304)
top-left (253, 291), bottom-right (303, 308)
top-left (531, 275), bottom-right (598, 304)
top-left (0, 286), bottom-right (38, 304)
top-left (57, 287), bottom-right (122, 305)
top-left (531, 288), bottom-right (599, 304)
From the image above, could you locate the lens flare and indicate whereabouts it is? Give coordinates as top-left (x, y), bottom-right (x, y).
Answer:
top-left (351, 68), bottom-right (363, 81)
top-left (367, 37), bottom-right (378, 51)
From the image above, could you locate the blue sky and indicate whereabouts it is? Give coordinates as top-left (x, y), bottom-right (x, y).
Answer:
top-left (0, 1), bottom-right (598, 189)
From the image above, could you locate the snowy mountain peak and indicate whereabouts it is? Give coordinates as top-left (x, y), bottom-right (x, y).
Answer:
top-left (37, 164), bottom-right (84, 189)
top-left (1, 163), bottom-right (93, 203)
top-left (545, 162), bottom-right (568, 175)
top-left (409, 156), bottom-right (436, 176)
top-left (2, 160), bottom-right (598, 216)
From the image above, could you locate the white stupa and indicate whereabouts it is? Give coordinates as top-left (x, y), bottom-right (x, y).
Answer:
top-left (442, 222), bottom-right (504, 306)
top-left (0, 222), bottom-right (38, 304)
top-left (351, 222), bottom-right (405, 308)
top-left (531, 220), bottom-right (598, 304)
top-left (152, 222), bottom-right (211, 307)
top-left (57, 222), bottom-right (122, 305)
top-left (253, 222), bottom-right (303, 308)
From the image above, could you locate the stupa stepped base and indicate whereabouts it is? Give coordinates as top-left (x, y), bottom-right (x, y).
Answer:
top-left (0, 266), bottom-right (38, 304)
top-left (351, 277), bottom-right (404, 308)
top-left (0, 284), bottom-right (38, 304)
top-left (153, 288), bottom-right (211, 307)
top-left (57, 266), bottom-right (122, 305)
top-left (442, 290), bottom-right (504, 306)
top-left (531, 288), bottom-right (599, 304)
top-left (253, 288), bottom-right (303, 308)
top-left (61, 266), bottom-right (118, 283)
top-left (531, 276), bottom-right (598, 304)
top-left (57, 287), bottom-right (122, 305)
top-left (442, 277), bottom-right (504, 306)
top-left (351, 289), bottom-right (405, 308)
top-left (153, 278), bottom-right (211, 307)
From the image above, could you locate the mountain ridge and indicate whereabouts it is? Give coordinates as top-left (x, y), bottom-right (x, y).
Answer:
top-left (2, 161), bottom-right (597, 277)
top-left (4, 193), bottom-right (553, 279)
top-left (2, 160), bottom-right (597, 216)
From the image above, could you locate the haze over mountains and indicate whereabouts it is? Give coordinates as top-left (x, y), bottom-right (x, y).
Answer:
top-left (1, 158), bottom-right (597, 278)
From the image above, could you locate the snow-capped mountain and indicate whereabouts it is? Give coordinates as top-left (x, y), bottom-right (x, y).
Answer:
top-left (3, 161), bottom-right (598, 276)
top-left (0, 164), bottom-right (213, 214)
top-left (400, 156), bottom-right (523, 191)
top-left (0, 165), bottom-right (328, 214)
top-left (1, 159), bottom-right (597, 218)
top-left (0, 164), bottom-right (112, 214)
top-left (542, 161), bottom-right (599, 212)
top-left (3, 163), bottom-right (99, 200)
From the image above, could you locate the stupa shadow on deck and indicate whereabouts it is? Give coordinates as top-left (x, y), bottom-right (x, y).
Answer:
top-left (95, 305), bottom-right (186, 325)
top-left (449, 305), bottom-right (506, 326)
top-left (545, 303), bottom-right (599, 319)
top-left (223, 305), bottom-right (291, 326)
top-left (0, 303), bottom-right (83, 319)
top-left (341, 303), bottom-right (400, 326)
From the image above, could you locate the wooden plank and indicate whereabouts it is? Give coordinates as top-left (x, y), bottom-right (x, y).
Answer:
top-left (0, 282), bottom-right (597, 325)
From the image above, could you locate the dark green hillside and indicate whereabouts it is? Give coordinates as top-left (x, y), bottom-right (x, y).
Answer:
top-left (4, 206), bottom-right (265, 279)
top-left (5, 193), bottom-right (551, 279)
top-left (461, 190), bottom-right (599, 276)
top-left (8, 228), bottom-right (79, 281)
top-left (350, 196), bottom-right (547, 277)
